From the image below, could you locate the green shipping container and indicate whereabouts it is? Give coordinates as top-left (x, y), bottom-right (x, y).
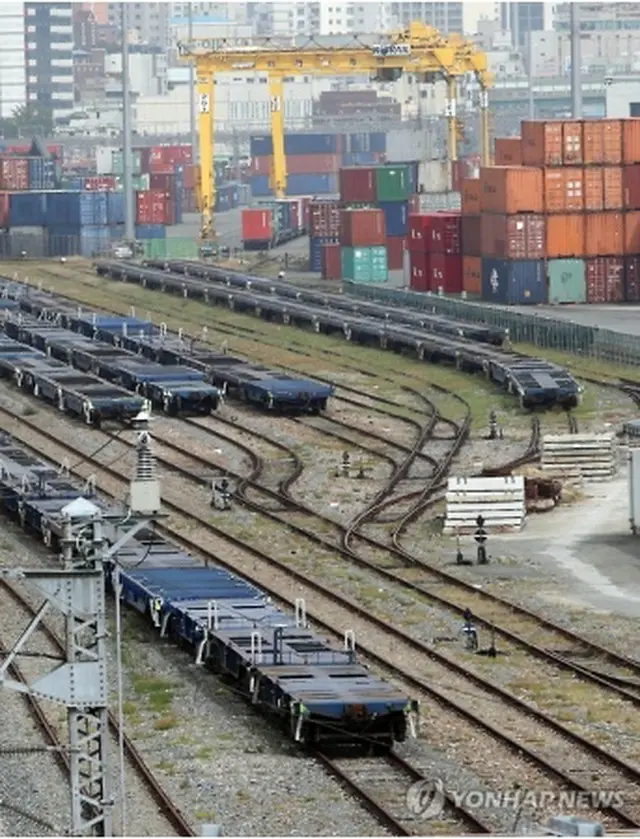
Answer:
top-left (341, 246), bottom-right (388, 283)
top-left (374, 165), bottom-right (411, 202)
top-left (547, 259), bottom-right (586, 304)
top-left (112, 150), bottom-right (141, 176)
top-left (142, 239), bottom-right (200, 260)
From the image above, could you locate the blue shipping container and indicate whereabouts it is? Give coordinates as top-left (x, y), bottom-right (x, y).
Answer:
top-left (251, 173), bottom-right (338, 198)
top-left (342, 151), bottom-right (379, 166)
top-left (28, 158), bottom-right (57, 190)
top-left (109, 224), bottom-right (125, 241)
top-left (250, 135), bottom-right (272, 157)
top-left (107, 192), bottom-right (125, 225)
top-left (135, 225), bottom-right (166, 240)
top-left (369, 132), bottom-right (386, 153)
top-left (47, 226), bottom-right (110, 258)
top-left (250, 176), bottom-right (271, 198)
top-left (250, 133), bottom-right (341, 157)
top-left (46, 192), bottom-right (108, 227)
top-left (378, 201), bottom-right (409, 237)
top-left (9, 192), bottom-right (47, 227)
top-left (309, 236), bottom-right (338, 272)
top-left (481, 258), bottom-right (547, 306)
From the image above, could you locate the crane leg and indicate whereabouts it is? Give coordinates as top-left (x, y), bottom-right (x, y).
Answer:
top-left (479, 86), bottom-right (491, 166)
top-left (446, 75), bottom-right (458, 186)
top-left (197, 72), bottom-right (216, 241)
top-left (269, 73), bottom-right (287, 200)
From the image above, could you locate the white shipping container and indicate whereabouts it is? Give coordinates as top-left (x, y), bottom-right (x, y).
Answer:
top-left (415, 192), bottom-right (461, 212)
top-left (386, 128), bottom-right (444, 162)
top-left (417, 160), bottom-right (450, 194)
top-left (629, 449), bottom-right (640, 534)
top-left (96, 146), bottom-right (117, 175)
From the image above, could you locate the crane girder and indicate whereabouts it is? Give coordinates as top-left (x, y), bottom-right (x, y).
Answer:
top-left (180, 22), bottom-right (492, 242)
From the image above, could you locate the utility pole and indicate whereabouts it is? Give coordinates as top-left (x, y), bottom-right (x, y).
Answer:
top-left (121, 2), bottom-right (135, 241)
top-left (527, 2), bottom-right (535, 120)
top-left (570, 2), bottom-right (582, 118)
top-left (188, 3), bottom-right (198, 162)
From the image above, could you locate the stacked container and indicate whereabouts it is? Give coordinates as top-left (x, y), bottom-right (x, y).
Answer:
top-left (408, 211), bottom-right (462, 293)
top-left (309, 199), bottom-right (340, 273)
top-left (339, 208), bottom-right (388, 283)
top-left (46, 191), bottom-right (110, 257)
top-left (241, 199), bottom-right (304, 250)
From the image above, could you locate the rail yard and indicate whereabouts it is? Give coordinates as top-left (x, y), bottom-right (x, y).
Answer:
top-left (0, 253), bottom-right (638, 838)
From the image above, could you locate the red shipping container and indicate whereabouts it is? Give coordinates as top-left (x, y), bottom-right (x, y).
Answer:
top-left (242, 208), bottom-right (273, 241)
top-left (287, 154), bottom-right (341, 175)
top-left (408, 213), bottom-right (431, 252)
top-left (461, 179), bottom-right (481, 215)
top-left (604, 166), bottom-right (624, 209)
top-left (429, 212), bottom-right (462, 255)
top-left (0, 192), bottom-right (8, 227)
top-left (543, 168), bottom-right (584, 212)
top-left (624, 211), bottom-right (640, 254)
top-left (521, 120), bottom-right (563, 166)
top-left (584, 168), bottom-right (604, 211)
top-left (339, 166), bottom-right (376, 203)
top-left (136, 191), bottom-right (151, 225)
top-left (623, 164), bottom-right (640, 209)
top-left (625, 256), bottom-right (640, 301)
top-left (481, 214), bottom-right (545, 260)
top-left (150, 172), bottom-right (176, 192)
top-left (461, 215), bottom-right (481, 256)
top-left (386, 236), bottom-right (406, 270)
top-left (494, 137), bottom-right (522, 166)
top-left (563, 120), bottom-right (584, 164)
top-left (252, 156), bottom-right (271, 176)
top-left (623, 119), bottom-right (640, 164)
top-left (451, 160), bottom-right (465, 192)
top-left (83, 176), bottom-right (117, 191)
top-left (462, 256), bottom-right (482, 294)
top-left (309, 200), bottom-right (340, 237)
top-left (480, 166), bottom-right (544, 213)
top-left (321, 243), bottom-right (341, 279)
top-left (139, 148), bottom-right (153, 174)
top-left (409, 250), bottom-right (429, 291)
top-left (584, 212), bottom-right (624, 257)
top-left (290, 199), bottom-right (300, 232)
top-left (427, 253), bottom-right (463, 293)
top-left (182, 164), bottom-right (197, 190)
top-left (300, 197), bottom-right (311, 231)
top-left (339, 208), bottom-right (385, 246)
top-left (585, 257), bottom-right (624, 303)
top-left (408, 194), bottom-right (421, 214)
top-left (0, 158), bottom-right (29, 191)
top-left (583, 120), bottom-right (623, 164)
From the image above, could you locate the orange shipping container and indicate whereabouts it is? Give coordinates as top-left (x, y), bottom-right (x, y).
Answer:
top-left (462, 256), bottom-right (482, 295)
top-left (521, 120), bottom-right (563, 166)
top-left (494, 137), bottom-right (522, 166)
top-left (461, 178), bottom-right (481, 215)
top-left (584, 212), bottom-right (624, 257)
top-left (583, 119), bottom-right (622, 164)
top-left (546, 214), bottom-right (585, 258)
top-left (623, 119), bottom-right (640, 164)
top-left (604, 166), bottom-right (624, 209)
top-left (583, 168), bottom-right (604, 211)
top-left (624, 212), bottom-right (640, 254)
top-left (562, 120), bottom-right (584, 164)
top-left (480, 166), bottom-right (543, 214)
top-left (543, 168), bottom-right (584, 212)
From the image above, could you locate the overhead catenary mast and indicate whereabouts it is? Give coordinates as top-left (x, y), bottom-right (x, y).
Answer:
top-left (570, 2), bottom-right (582, 118)
top-left (122, 2), bottom-right (135, 241)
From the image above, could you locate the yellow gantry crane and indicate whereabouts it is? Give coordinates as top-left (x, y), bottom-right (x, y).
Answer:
top-left (178, 23), bottom-right (493, 241)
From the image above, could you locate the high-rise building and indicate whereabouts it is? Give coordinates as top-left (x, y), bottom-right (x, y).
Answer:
top-left (391, 3), bottom-right (464, 36)
top-left (554, 2), bottom-right (640, 31)
top-left (0, 2), bottom-right (27, 120)
top-left (107, 2), bottom-right (169, 46)
top-left (24, 2), bottom-right (74, 123)
top-left (500, 2), bottom-right (544, 48)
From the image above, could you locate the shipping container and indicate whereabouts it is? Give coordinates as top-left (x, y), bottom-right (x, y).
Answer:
top-left (339, 166), bottom-right (376, 203)
top-left (253, 173), bottom-right (338, 196)
top-left (585, 257), bottom-right (624, 303)
top-left (47, 226), bottom-right (110, 258)
top-left (107, 192), bottom-right (125, 226)
top-left (462, 256), bottom-right (482, 295)
top-left (322, 242), bottom-right (342, 279)
top-left (250, 133), bottom-right (342, 157)
top-left (481, 214), bottom-right (545, 260)
top-left (0, 158), bottom-right (29, 191)
top-left (309, 200), bottom-right (340, 238)
top-left (46, 191), bottom-right (108, 227)
top-left (480, 166), bottom-right (544, 214)
top-left (135, 225), bottom-right (166, 240)
top-left (8, 226), bottom-right (46, 258)
top-left (623, 119), bottom-right (640, 164)
top-left (418, 160), bottom-right (450, 194)
top-left (149, 172), bottom-right (177, 191)
top-left (378, 201), bottom-right (409, 237)
top-left (9, 192), bottom-right (47, 227)
top-left (342, 151), bottom-right (381, 166)
top-left (583, 168), bottom-right (604, 211)
top-left (347, 132), bottom-right (386, 154)
top-left (481, 258), bottom-right (547, 305)
top-left (451, 160), bottom-right (464, 193)
top-left (494, 137), bottom-right (522, 166)
top-left (461, 215), bottom-right (481, 256)
top-left (562, 121), bottom-right (584, 164)
top-left (28, 157), bottom-right (57, 190)
top-left (546, 214), bottom-right (585, 258)
top-left (624, 211), bottom-right (640, 254)
top-left (375, 165), bottom-right (411, 202)
top-left (427, 253), bottom-right (463, 294)
top-left (408, 213), bottom-right (431, 252)
top-left (242, 208), bottom-right (273, 242)
top-left (583, 119), bottom-right (622, 164)
top-left (623, 164), bottom-right (640, 209)
top-left (521, 120), bottom-right (563, 166)
top-left (339, 208), bottom-right (385, 247)
top-left (309, 236), bottom-right (339, 272)
top-left (604, 166), bottom-right (624, 209)
top-left (461, 179), bottom-right (481, 215)
top-left (386, 236), bottom-right (406, 270)
top-left (136, 189), bottom-right (174, 226)
top-left (141, 239), bottom-right (199, 260)
top-left (409, 251), bottom-right (429, 291)
top-left (624, 256), bottom-right (640, 302)
top-left (288, 154), bottom-right (341, 175)
top-left (543, 168), bottom-right (584, 212)
top-left (429, 212), bottom-right (462, 255)
top-left (547, 258), bottom-right (586, 304)
top-left (112, 150), bottom-right (142, 176)
top-left (83, 175), bottom-right (117, 192)
top-left (584, 212), bottom-right (624, 256)
top-left (341, 245), bottom-right (388, 282)
top-left (0, 192), bottom-right (9, 228)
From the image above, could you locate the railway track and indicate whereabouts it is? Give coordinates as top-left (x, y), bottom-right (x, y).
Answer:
top-left (4, 407), bottom-right (640, 831)
top-left (0, 568), bottom-right (194, 836)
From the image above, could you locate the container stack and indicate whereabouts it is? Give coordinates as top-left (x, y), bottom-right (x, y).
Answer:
top-left (45, 191), bottom-right (109, 257)
top-left (249, 132), bottom-right (387, 199)
top-left (339, 208), bottom-right (388, 283)
top-left (241, 197), bottom-right (308, 250)
top-left (408, 211), bottom-right (463, 293)
top-left (469, 118), bottom-right (640, 305)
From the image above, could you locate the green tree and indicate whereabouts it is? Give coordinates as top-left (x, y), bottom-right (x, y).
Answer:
top-left (0, 104), bottom-right (54, 139)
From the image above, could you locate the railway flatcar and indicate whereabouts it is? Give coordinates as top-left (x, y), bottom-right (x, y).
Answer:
top-left (0, 431), bottom-right (418, 749)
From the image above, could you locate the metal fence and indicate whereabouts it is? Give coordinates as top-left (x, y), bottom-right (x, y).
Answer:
top-left (345, 283), bottom-right (640, 369)
top-left (0, 233), bottom-right (201, 261)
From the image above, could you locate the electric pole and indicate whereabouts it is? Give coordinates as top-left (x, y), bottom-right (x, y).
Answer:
top-left (570, 2), bottom-right (582, 118)
top-left (122, 2), bottom-right (135, 241)
top-left (189, 3), bottom-right (198, 162)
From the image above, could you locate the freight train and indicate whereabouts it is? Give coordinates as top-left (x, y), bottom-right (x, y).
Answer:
top-left (93, 260), bottom-right (581, 410)
top-left (0, 431), bottom-right (418, 749)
